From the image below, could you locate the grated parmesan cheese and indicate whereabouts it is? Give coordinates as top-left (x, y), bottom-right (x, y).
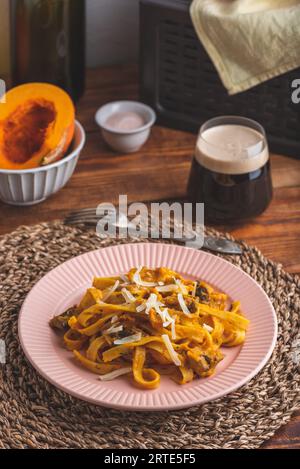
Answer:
top-left (102, 280), bottom-right (120, 302)
top-left (173, 277), bottom-right (188, 295)
top-left (191, 281), bottom-right (197, 297)
top-left (177, 293), bottom-right (191, 316)
top-left (121, 287), bottom-right (136, 304)
top-left (120, 274), bottom-right (129, 283)
top-left (162, 308), bottom-right (173, 327)
top-left (98, 367), bottom-right (132, 381)
top-left (171, 320), bottom-right (176, 340)
top-left (203, 323), bottom-right (213, 333)
top-left (162, 334), bottom-right (181, 366)
top-left (114, 332), bottom-right (142, 345)
top-left (103, 324), bottom-right (123, 335)
top-left (136, 293), bottom-right (164, 316)
top-left (156, 284), bottom-right (178, 293)
top-left (161, 308), bottom-right (176, 340)
top-left (132, 266), bottom-right (157, 287)
top-left (136, 303), bottom-right (146, 313)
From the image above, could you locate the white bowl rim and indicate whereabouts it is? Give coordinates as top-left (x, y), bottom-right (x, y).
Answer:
top-left (0, 120), bottom-right (86, 174)
top-left (95, 100), bottom-right (156, 135)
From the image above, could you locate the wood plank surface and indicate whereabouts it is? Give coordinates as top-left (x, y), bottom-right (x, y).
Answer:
top-left (0, 63), bottom-right (299, 448)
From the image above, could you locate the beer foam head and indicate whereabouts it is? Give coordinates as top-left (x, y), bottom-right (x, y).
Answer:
top-left (195, 124), bottom-right (269, 174)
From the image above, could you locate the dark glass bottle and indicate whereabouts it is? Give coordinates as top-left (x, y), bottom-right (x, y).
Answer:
top-left (11, 0), bottom-right (85, 101)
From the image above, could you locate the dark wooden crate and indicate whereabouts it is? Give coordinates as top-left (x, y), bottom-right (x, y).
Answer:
top-left (140, 0), bottom-right (300, 158)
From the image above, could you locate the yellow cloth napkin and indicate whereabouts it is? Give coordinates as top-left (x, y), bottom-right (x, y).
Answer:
top-left (190, 0), bottom-right (300, 94)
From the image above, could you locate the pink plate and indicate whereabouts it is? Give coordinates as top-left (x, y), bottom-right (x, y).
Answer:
top-left (18, 243), bottom-right (277, 411)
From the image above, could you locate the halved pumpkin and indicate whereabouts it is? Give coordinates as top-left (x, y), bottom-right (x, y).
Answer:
top-left (0, 83), bottom-right (75, 170)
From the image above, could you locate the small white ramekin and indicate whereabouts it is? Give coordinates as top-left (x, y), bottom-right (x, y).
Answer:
top-left (95, 101), bottom-right (156, 153)
top-left (0, 120), bottom-right (85, 206)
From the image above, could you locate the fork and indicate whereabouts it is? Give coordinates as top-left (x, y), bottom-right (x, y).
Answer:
top-left (64, 207), bottom-right (242, 255)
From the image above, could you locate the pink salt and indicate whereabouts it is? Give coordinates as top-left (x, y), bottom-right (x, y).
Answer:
top-left (105, 111), bottom-right (145, 131)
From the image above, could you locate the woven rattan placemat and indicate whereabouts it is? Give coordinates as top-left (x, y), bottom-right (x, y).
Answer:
top-left (0, 221), bottom-right (300, 449)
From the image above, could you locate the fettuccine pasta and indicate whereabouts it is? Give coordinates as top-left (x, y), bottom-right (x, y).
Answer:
top-left (50, 267), bottom-right (249, 389)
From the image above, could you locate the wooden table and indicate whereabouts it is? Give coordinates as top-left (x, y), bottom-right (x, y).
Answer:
top-left (1, 64), bottom-right (300, 448)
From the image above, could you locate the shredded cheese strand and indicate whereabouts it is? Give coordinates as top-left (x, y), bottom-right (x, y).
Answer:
top-left (103, 324), bottom-right (123, 335)
top-left (114, 332), bottom-right (142, 345)
top-left (203, 323), bottom-right (213, 333)
top-left (98, 367), bottom-right (132, 381)
top-left (162, 334), bottom-right (181, 366)
top-left (191, 281), bottom-right (197, 297)
top-left (102, 280), bottom-right (120, 302)
top-left (121, 287), bottom-right (136, 304)
top-left (133, 266), bottom-right (157, 287)
top-left (156, 284), bottom-right (178, 293)
top-left (171, 320), bottom-right (176, 340)
top-left (178, 293), bottom-right (191, 316)
top-left (173, 277), bottom-right (188, 295)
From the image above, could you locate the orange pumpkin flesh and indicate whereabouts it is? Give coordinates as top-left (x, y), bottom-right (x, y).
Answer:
top-left (0, 83), bottom-right (75, 170)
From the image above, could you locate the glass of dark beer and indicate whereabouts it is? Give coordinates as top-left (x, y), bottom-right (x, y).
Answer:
top-left (187, 116), bottom-right (273, 223)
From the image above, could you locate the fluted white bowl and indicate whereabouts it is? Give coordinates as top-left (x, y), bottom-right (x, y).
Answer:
top-left (0, 120), bottom-right (85, 206)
